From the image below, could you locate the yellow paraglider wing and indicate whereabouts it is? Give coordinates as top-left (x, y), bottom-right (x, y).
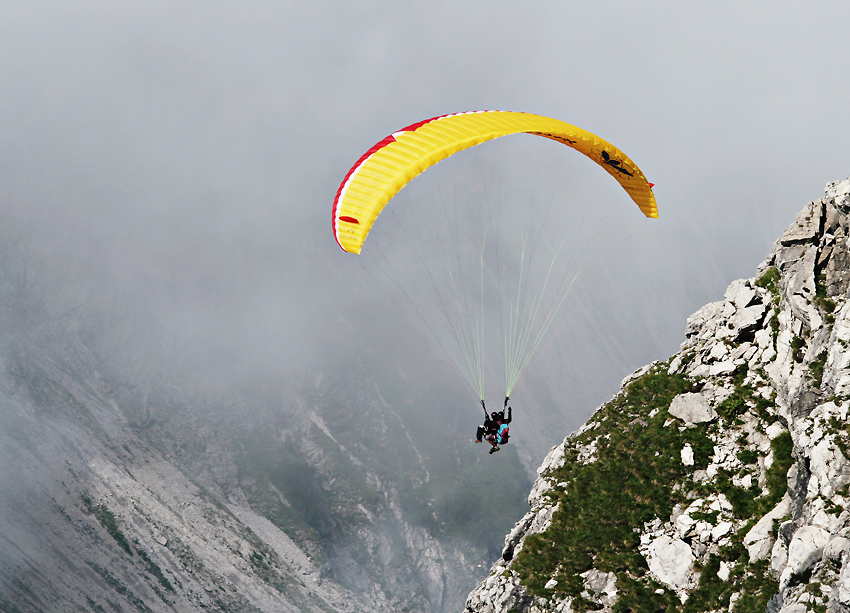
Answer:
top-left (332, 110), bottom-right (657, 253)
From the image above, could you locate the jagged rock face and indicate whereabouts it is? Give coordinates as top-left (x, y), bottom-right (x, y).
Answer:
top-left (465, 177), bottom-right (850, 612)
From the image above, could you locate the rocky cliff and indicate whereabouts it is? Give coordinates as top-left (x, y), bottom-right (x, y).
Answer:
top-left (466, 178), bottom-right (850, 612)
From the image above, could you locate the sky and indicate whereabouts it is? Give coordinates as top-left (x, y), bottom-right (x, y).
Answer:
top-left (1, 1), bottom-right (849, 455)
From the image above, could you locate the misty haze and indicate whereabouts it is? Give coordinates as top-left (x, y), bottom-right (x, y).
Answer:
top-left (1, 2), bottom-right (850, 612)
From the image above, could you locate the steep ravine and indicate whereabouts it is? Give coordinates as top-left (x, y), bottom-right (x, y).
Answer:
top-left (0, 283), bottom-right (530, 610)
top-left (0, 336), bottom-right (379, 612)
top-left (466, 178), bottom-right (850, 613)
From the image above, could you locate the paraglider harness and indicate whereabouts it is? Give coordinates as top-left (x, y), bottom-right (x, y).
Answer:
top-left (482, 398), bottom-right (511, 445)
top-left (490, 422), bottom-right (510, 444)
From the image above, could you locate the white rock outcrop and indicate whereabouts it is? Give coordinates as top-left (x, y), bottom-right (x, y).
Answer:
top-left (466, 177), bottom-right (850, 613)
top-left (668, 393), bottom-right (717, 425)
top-left (646, 535), bottom-right (695, 593)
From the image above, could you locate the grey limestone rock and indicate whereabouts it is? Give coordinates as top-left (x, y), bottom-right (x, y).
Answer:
top-left (466, 177), bottom-right (850, 613)
top-left (668, 392), bottom-right (717, 425)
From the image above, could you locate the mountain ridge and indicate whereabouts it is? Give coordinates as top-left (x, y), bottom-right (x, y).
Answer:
top-left (465, 177), bottom-right (850, 612)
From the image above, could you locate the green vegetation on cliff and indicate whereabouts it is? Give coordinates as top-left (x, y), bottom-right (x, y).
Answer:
top-left (511, 364), bottom-right (790, 612)
top-left (512, 365), bottom-right (705, 610)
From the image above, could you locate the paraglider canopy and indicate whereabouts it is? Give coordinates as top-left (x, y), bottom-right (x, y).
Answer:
top-left (332, 110), bottom-right (657, 254)
top-left (332, 110), bottom-right (657, 401)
